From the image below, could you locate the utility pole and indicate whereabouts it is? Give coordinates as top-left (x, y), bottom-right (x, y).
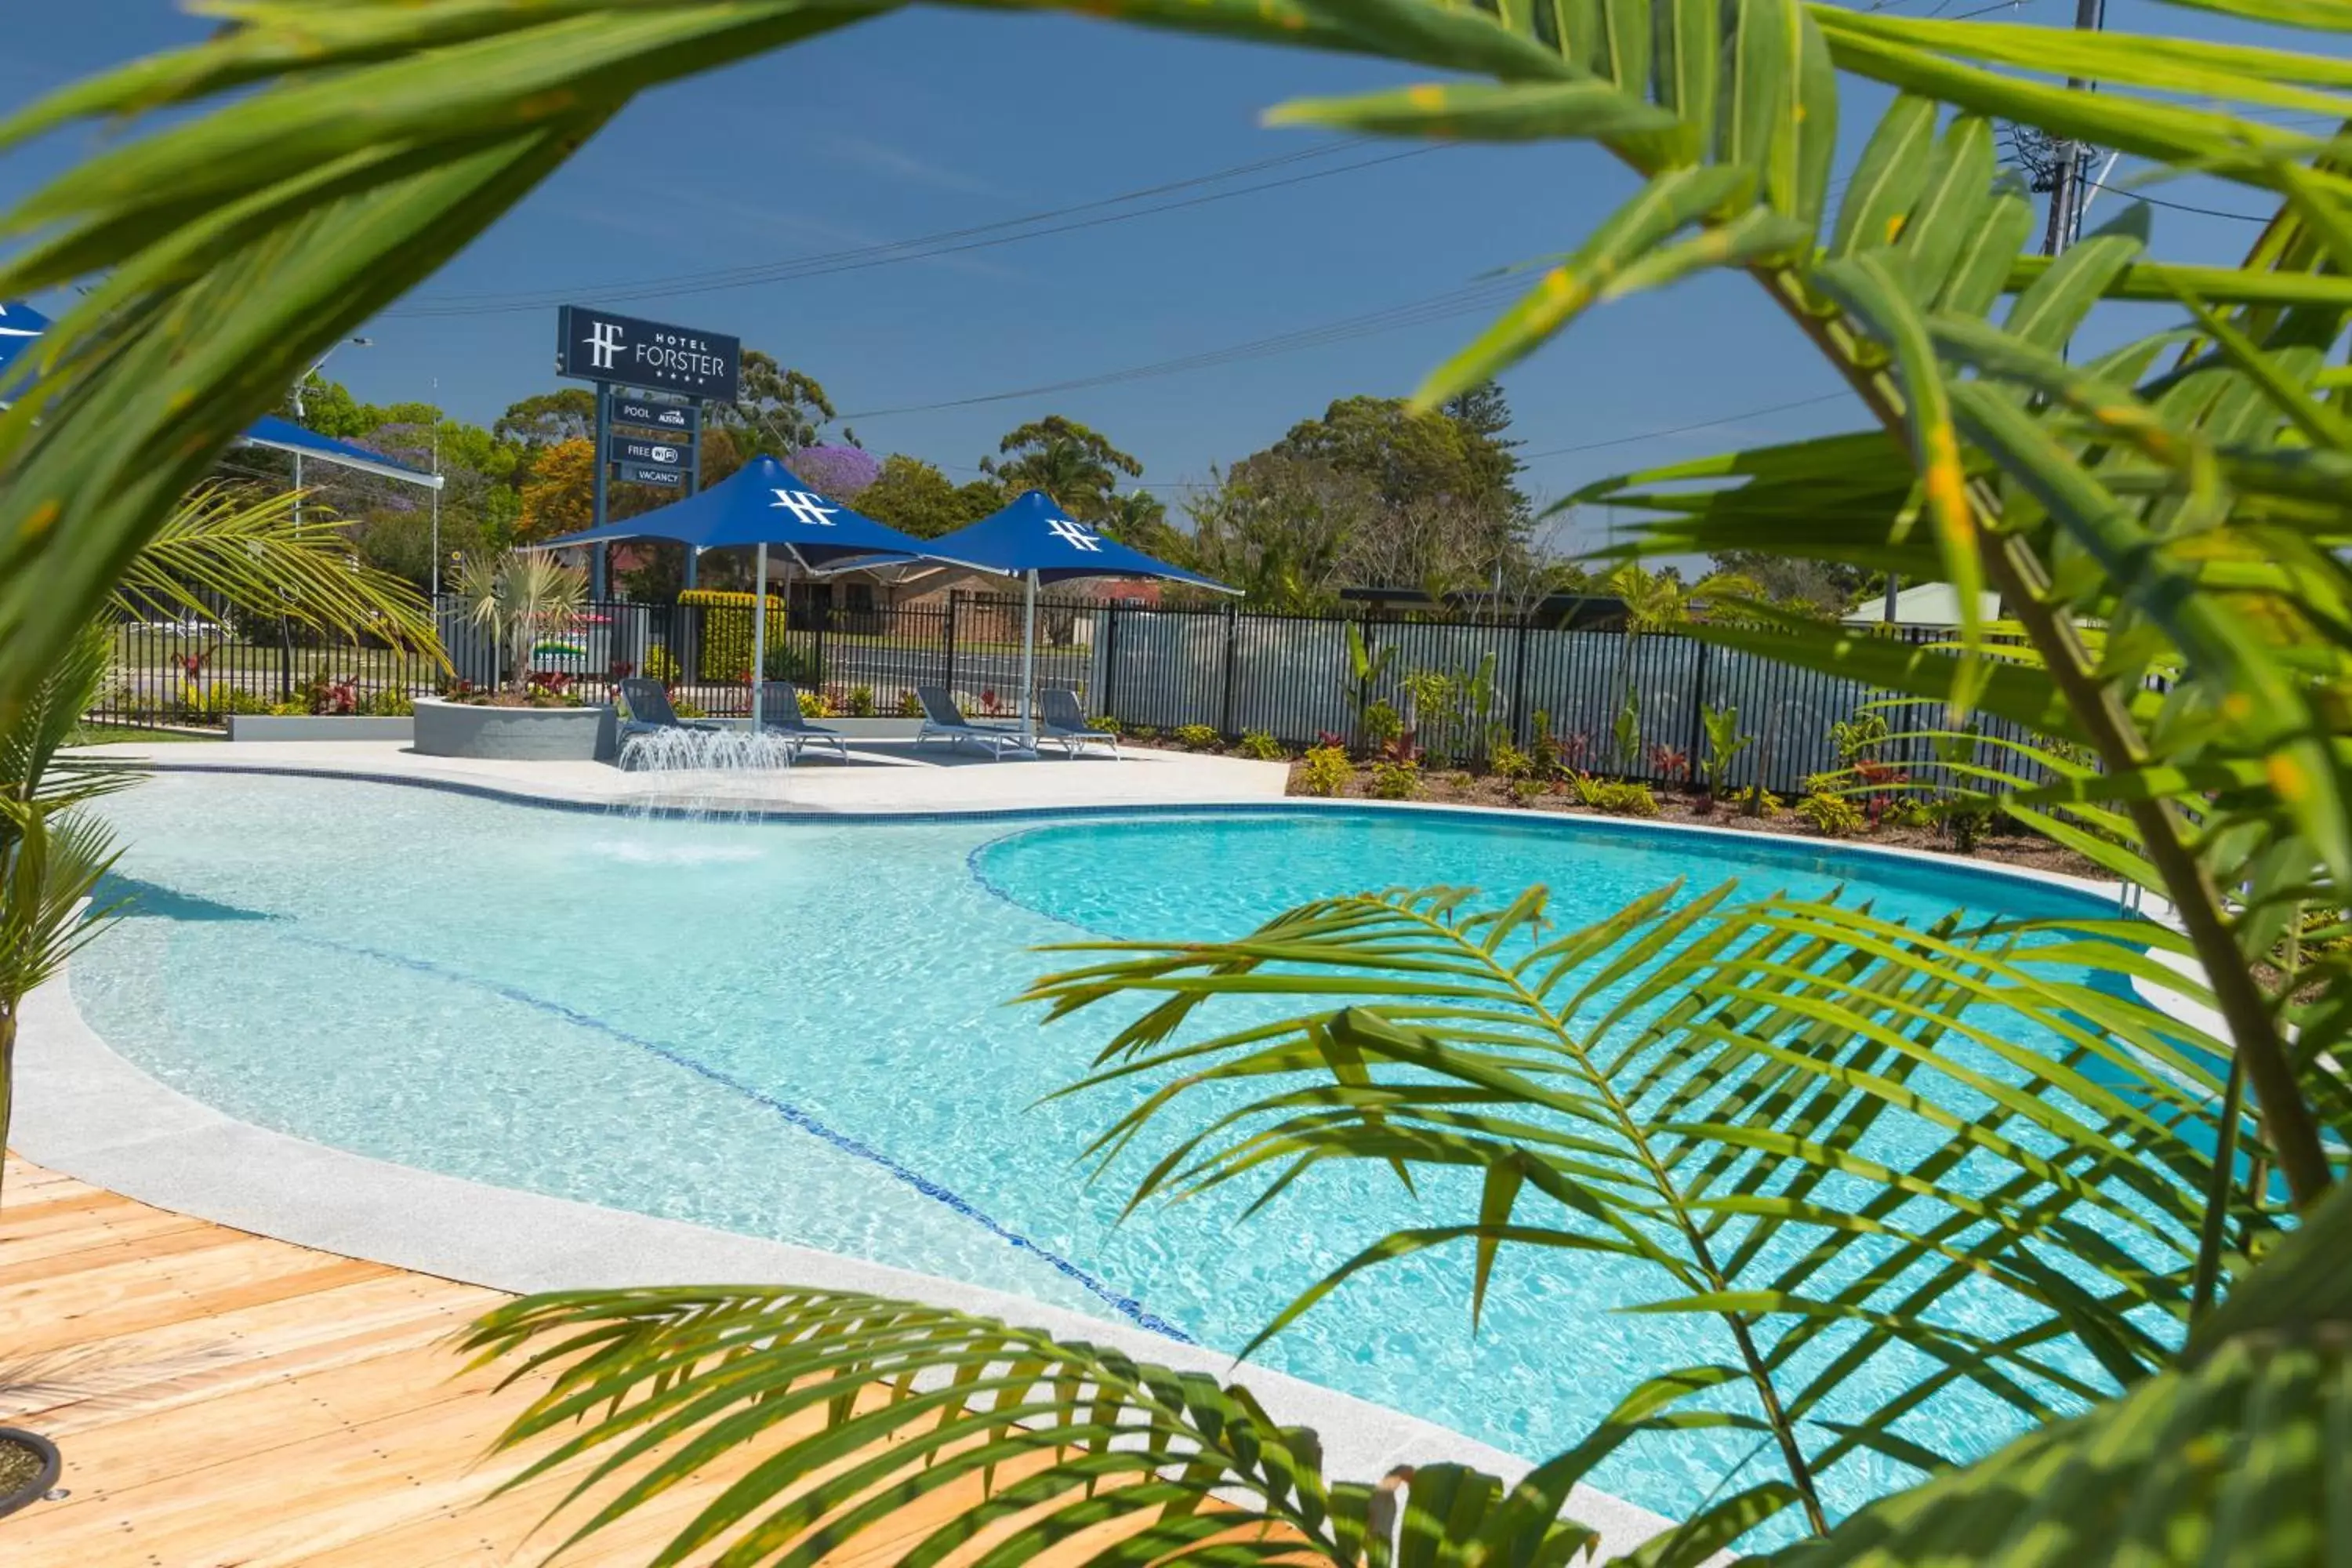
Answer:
top-left (430, 375), bottom-right (442, 603)
top-left (2040, 0), bottom-right (2110, 258)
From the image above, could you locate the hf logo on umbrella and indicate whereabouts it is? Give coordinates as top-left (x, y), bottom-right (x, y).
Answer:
top-left (1047, 517), bottom-right (1102, 551)
top-left (770, 490), bottom-right (840, 527)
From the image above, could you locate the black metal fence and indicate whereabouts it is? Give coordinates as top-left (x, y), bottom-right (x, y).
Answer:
top-left (90, 593), bottom-right (2056, 798)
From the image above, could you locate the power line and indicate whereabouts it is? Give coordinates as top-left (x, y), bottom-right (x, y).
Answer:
top-left (2087, 179), bottom-right (2272, 223)
top-left (840, 278), bottom-right (1525, 420)
top-left (1517, 390), bottom-right (1857, 462)
top-left (390, 143), bottom-right (1443, 318)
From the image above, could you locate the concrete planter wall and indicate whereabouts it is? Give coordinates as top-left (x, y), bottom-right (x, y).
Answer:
top-left (412, 698), bottom-right (616, 762)
top-left (227, 715), bottom-right (415, 743)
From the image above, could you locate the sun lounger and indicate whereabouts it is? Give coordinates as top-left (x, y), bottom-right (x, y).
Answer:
top-left (1037, 687), bottom-right (1118, 759)
top-left (615, 677), bottom-right (719, 738)
top-left (913, 685), bottom-right (1034, 759)
top-left (757, 682), bottom-right (850, 762)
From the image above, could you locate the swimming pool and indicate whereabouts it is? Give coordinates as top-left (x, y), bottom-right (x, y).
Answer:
top-left (71, 772), bottom-right (2132, 1524)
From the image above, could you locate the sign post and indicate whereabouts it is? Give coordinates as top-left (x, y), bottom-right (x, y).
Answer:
top-left (557, 305), bottom-right (740, 599)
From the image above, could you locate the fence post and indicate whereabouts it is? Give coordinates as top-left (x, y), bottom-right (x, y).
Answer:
top-left (278, 617), bottom-right (294, 701)
top-left (943, 590), bottom-right (960, 699)
top-left (1219, 602), bottom-right (1240, 737)
top-left (1509, 614), bottom-right (1532, 746)
top-left (1686, 637), bottom-right (1709, 767)
top-left (1101, 604), bottom-right (1120, 722)
top-left (811, 593), bottom-right (826, 693)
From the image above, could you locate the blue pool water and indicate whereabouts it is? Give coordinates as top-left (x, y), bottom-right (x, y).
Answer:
top-left (73, 774), bottom-right (2127, 1523)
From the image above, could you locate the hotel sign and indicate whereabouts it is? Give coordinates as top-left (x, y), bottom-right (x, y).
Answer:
top-left (558, 305), bottom-right (740, 405)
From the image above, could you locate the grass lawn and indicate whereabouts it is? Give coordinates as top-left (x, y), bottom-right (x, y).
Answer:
top-left (65, 724), bottom-right (223, 746)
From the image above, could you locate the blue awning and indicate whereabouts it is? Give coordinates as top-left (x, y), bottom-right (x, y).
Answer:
top-left (2, 299), bottom-right (442, 492)
top-left (920, 489), bottom-right (1236, 592)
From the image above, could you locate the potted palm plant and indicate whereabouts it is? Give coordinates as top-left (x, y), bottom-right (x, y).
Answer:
top-left (413, 551), bottom-right (615, 760)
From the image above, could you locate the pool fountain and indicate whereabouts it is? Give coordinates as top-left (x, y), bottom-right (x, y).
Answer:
top-left (617, 725), bottom-right (798, 818)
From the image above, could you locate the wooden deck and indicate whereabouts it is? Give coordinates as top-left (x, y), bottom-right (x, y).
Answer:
top-left (0, 1156), bottom-right (1304, 1568)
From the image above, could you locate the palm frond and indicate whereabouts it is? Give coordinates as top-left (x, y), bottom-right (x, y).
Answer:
top-left (458, 1285), bottom-right (1606, 1568)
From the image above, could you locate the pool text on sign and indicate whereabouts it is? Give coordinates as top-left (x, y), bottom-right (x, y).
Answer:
top-left (613, 397), bottom-right (699, 434)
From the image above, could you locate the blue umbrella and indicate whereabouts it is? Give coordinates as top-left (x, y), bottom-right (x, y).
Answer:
top-left (0, 299), bottom-right (47, 383)
top-left (537, 454), bottom-right (981, 699)
top-left (2, 300), bottom-right (443, 489)
top-left (921, 489), bottom-right (1236, 739)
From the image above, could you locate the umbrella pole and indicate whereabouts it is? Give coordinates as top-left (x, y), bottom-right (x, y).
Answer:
top-left (753, 542), bottom-right (769, 729)
top-left (1020, 569), bottom-right (1038, 745)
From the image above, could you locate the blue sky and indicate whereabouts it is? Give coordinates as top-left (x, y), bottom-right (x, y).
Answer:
top-left (0, 2), bottom-right (2299, 553)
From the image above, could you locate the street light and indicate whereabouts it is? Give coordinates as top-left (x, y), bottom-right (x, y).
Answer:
top-left (290, 336), bottom-right (372, 526)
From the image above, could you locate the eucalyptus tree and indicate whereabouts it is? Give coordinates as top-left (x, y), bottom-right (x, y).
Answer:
top-left (2, 2), bottom-right (2349, 1565)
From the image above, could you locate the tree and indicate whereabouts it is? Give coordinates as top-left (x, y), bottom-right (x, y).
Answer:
top-left (791, 443), bottom-right (881, 499)
top-left (1189, 454), bottom-right (1379, 612)
top-left (857, 455), bottom-right (1000, 541)
top-left (978, 415), bottom-right (1140, 519)
top-left (492, 389), bottom-right (595, 449)
top-left (514, 437), bottom-right (597, 546)
top-left (11, 7), bottom-right (2352, 1567)
top-left (1709, 549), bottom-right (1872, 617)
top-left (1260, 393), bottom-right (1534, 591)
top-left (710, 350), bottom-right (840, 459)
top-left (1095, 487), bottom-right (1189, 564)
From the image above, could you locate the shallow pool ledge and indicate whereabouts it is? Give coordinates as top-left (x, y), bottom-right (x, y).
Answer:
top-left (13, 966), bottom-right (1685, 1561)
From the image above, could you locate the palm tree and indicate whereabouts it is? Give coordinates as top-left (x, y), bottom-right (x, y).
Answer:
top-left (456, 550), bottom-right (586, 696)
top-left (0, 483), bottom-right (437, 1212)
top-left (6, 3), bottom-right (2351, 1563)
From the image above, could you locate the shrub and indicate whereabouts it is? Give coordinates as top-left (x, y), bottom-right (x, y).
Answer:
top-left (1698, 702), bottom-right (1752, 796)
top-left (359, 687), bottom-right (415, 717)
top-left (1368, 759), bottom-right (1421, 800)
top-left (1565, 771), bottom-right (1609, 808)
top-left (1881, 797), bottom-right (1934, 830)
top-left (1831, 711), bottom-right (1891, 766)
top-left (1236, 730), bottom-right (1283, 760)
top-left (680, 589), bottom-right (786, 682)
top-left (896, 690), bottom-right (922, 718)
top-left (1646, 742), bottom-right (1691, 786)
top-left (1361, 699), bottom-right (1403, 751)
top-left (1727, 785), bottom-right (1784, 818)
top-left (673, 699), bottom-right (708, 720)
top-left (1509, 776), bottom-right (1546, 807)
top-left (643, 645), bottom-right (680, 683)
top-left (1296, 745), bottom-right (1350, 797)
top-left (265, 699), bottom-right (308, 717)
top-left (1446, 771), bottom-right (1475, 792)
top-left (1797, 792), bottom-right (1866, 836)
top-left (1601, 781), bottom-right (1660, 817)
top-left (1126, 724), bottom-right (1158, 742)
top-left (1490, 739), bottom-right (1534, 781)
top-left (1173, 723), bottom-right (1220, 750)
top-left (846, 685), bottom-right (877, 717)
top-left (1945, 804), bottom-right (1994, 852)
top-left (1530, 710), bottom-right (1560, 778)
top-left (211, 684), bottom-right (275, 717)
top-left (763, 641), bottom-right (823, 686)
top-left (799, 690), bottom-right (831, 718)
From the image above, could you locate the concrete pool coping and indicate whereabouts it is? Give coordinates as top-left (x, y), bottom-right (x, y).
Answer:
top-left (17, 757), bottom-right (2220, 1559)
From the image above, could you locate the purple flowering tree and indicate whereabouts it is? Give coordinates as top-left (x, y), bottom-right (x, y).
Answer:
top-left (791, 444), bottom-right (880, 499)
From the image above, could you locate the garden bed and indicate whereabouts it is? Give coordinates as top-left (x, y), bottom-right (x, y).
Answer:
top-left (412, 697), bottom-right (616, 761)
top-left (1278, 754), bottom-right (2105, 879)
